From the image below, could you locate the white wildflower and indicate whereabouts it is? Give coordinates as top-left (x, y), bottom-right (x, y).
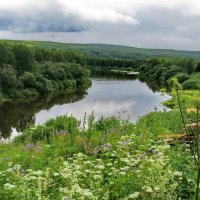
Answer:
top-left (93, 175), bottom-right (102, 180)
top-left (154, 186), bottom-right (160, 191)
top-left (53, 172), bottom-right (59, 176)
top-left (146, 186), bottom-right (153, 193)
top-left (129, 192), bottom-right (140, 199)
top-left (173, 171), bottom-right (182, 176)
top-left (33, 170), bottom-right (43, 176)
top-left (96, 165), bottom-right (105, 170)
top-left (4, 183), bottom-right (16, 190)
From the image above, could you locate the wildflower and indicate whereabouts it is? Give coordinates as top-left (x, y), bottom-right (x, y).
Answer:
top-left (187, 178), bottom-right (194, 183)
top-left (84, 160), bottom-right (92, 164)
top-left (146, 186), bottom-right (153, 193)
top-left (129, 192), bottom-right (140, 199)
top-left (4, 183), bottom-right (16, 190)
top-left (120, 171), bottom-right (126, 175)
top-left (83, 189), bottom-right (93, 197)
top-left (62, 197), bottom-right (71, 200)
top-left (121, 166), bottom-right (129, 172)
top-left (33, 170), bottom-right (43, 176)
top-left (151, 149), bottom-right (157, 154)
top-left (93, 175), bottom-right (102, 180)
top-left (173, 171), bottom-right (182, 177)
top-left (96, 165), bottom-right (105, 170)
top-left (154, 186), bottom-right (160, 191)
top-left (53, 172), bottom-right (59, 176)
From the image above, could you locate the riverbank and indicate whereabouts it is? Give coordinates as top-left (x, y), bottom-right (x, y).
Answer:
top-left (0, 87), bottom-right (199, 199)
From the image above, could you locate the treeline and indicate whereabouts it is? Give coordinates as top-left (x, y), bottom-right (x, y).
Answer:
top-left (138, 57), bottom-right (199, 90)
top-left (87, 57), bottom-right (143, 68)
top-left (87, 57), bottom-right (142, 77)
top-left (89, 57), bottom-right (199, 90)
top-left (0, 43), bottom-right (91, 101)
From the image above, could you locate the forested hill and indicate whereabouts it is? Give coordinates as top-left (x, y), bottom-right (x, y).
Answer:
top-left (1, 40), bottom-right (200, 60)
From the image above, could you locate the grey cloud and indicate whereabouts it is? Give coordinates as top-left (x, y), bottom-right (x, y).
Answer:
top-left (0, 19), bottom-right (12, 29)
top-left (0, 13), bottom-right (89, 33)
top-left (135, 7), bottom-right (200, 38)
top-left (0, 0), bottom-right (136, 33)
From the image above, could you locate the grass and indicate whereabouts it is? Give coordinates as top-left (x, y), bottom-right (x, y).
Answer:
top-left (0, 102), bottom-right (198, 199)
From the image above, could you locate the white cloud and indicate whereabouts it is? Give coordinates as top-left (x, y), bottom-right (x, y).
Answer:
top-left (0, 0), bottom-right (200, 49)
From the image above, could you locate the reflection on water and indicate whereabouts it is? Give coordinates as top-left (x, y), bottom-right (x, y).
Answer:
top-left (0, 79), bottom-right (169, 139)
top-left (0, 92), bottom-right (86, 139)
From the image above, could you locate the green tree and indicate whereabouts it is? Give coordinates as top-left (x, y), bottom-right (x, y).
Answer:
top-left (0, 43), bottom-right (16, 67)
top-left (0, 65), bottom-right (18, 90)
top-left (12, 44), bottom-right (35, 75)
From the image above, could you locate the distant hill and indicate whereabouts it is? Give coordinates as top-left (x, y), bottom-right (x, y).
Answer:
top-left (1, 40), bottom-right (200, 60)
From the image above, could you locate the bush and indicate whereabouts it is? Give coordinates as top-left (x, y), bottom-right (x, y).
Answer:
top-left (182, 79), bottom-right (200, 90)
top-left (20, 72), bottom-right (37, 88)
top-left (176, 73), bottom-right (190, 84)
top-left (15, 115), bottom-right (80, 143)
top-left (0, 65), bottom-right (18, 90)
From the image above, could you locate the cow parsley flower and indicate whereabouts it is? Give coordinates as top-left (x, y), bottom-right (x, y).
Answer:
top-left (129, 192), bottom-right (140, 199)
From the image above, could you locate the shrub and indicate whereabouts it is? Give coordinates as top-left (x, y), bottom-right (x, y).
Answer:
top-left (176, 73), bottom-right (190, 84)
top-left (0, 65), bottom-right (18, 90)
top-left (20, 72), bottom-right (37, 88)
top-left (182, 79), bottom-right (200, 90)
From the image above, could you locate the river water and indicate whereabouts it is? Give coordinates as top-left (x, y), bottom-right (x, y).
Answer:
top-left (0, 78), bottom-right (169, 139)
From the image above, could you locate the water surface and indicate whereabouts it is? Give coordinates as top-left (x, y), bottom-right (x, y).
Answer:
top-left (0, 79), bottom-right (169, 139)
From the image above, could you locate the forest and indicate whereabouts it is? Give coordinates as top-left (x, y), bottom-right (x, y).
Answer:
top-left (0, 42), bottom-right (91, 101)
top-left (88, 57), bottom-right (200, 91)
top-left (1, 40), bottom-right (200, 60)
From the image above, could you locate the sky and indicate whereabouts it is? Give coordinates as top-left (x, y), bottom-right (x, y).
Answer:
top-left (0, 0), bottom-right (200, 50)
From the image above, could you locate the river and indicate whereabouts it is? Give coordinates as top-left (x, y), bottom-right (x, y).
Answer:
top-left (0, 78), bottom-right (169, 139)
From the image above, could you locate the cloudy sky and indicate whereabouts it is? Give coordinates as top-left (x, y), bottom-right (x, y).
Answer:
top-left (0, 0), bottom-right (200, 50)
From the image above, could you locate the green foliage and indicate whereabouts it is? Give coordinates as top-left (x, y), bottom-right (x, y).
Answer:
top-left (20, 72), bottom-right (37, 88)
top-left (0, 43), bottom-right (16, 67)
top-left (195, 63), bottom-right (200, 72)
top-left (0, 43), bottom-right (91, 101)
top-left (12, 44), bottom-right (35, 75)
top-left (182, 80), bottom-right (200, 90)
top-left (0, 65), bottom-right (18, 91)
top-left (176, 73), bottom-right (190, 84)
top-left (0, 114), bottom-right (196, 199)
top-left (135, 110), bottom-right (183, 137)
top-left (15, 115), bottom-right (79, 143)
top-left (1, 40), bottom-right (200, 60)
top-left (136, 58), bottom-right (197, 90)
